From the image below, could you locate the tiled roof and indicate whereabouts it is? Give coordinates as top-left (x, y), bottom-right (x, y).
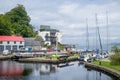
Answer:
top-left (24, 38), bottom-right (41, 46)
top-left (0, 36), bottom-right (24, 41)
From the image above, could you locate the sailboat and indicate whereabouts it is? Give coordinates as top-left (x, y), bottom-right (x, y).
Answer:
top-left (95, 12), bottom-right (109, 59)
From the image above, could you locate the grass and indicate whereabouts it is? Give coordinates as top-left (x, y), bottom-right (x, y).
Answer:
top-left (51, 55), bottom-right (59, 59)
top-left (93, 61), bottom-right (120, 72)
top-left (38, 53), bottom-right (79, 59)
top-left (39, 55), bottom-right (58, 59)
top-left (68, 54), bottom-right (79, 59)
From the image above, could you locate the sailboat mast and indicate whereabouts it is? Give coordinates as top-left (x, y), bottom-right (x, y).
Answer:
top-left (106, 11), bottom-right (109, 52)
top-left (86, 18), bottom-right (89, 50)
top-left (95, 13), bottom-right (103, 52)
top-left (95, 13), bottom-right (98, 50)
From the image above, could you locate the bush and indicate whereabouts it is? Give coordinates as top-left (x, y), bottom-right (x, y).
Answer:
top-left (110, 46), bottom-right (120, 65)
top-left (51, 55), bottom-right (59, 59)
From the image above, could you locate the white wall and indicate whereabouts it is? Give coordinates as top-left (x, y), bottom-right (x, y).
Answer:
top-left (38, 31), bottom-right (51, 45)
top-left (0, 41), bottom-right (24, 51)
top-left (56, 32), bottom-right (62, 43)
top-left (38, 31), bottom-right (50, 41)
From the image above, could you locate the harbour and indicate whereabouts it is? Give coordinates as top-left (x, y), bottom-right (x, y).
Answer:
top-left (0, 0), bottom-right (120, 80)
top-left (0, 61), bottom-right (116, 80)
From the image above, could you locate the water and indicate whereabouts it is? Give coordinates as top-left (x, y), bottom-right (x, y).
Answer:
top-left (0, 61), bottom-right (116, 80)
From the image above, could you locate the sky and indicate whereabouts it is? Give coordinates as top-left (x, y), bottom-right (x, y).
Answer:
top-left (0, 0), bottom-right (120, 49)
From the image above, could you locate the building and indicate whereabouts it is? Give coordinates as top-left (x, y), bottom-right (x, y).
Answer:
top-left (24, 37), bottom-right (44, 50)
top-left (38, 25), bottom-right (62, 47)
top-left (0, 36), bottom-right (24, 52)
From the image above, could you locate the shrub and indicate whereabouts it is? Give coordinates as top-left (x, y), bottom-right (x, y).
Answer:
top-left (110, 46), bottom-right (120, 65)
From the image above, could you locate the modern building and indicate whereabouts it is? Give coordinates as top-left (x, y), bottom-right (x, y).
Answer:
top-left (0, 36), bottom-right (24, 52)
top-left (38, 25), bottom-right (62, 47)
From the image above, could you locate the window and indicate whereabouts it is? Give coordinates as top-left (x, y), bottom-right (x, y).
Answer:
top-left (6, 45), bottom-right (11, 50)
top-left (46, 37), bottom-right (50, 41)
top-left (19, 45), bottom-right (23, 49)
top-left (0, 41), bottom-right (2, 44)
top-left (0, 45), bottom-right (4, 51)
top-left (14, 41), bottom-right (16, 44)
top-left (7, 41), bottom-right (9, 44)
top-left (12, 45), bottom-right (17, 51)
top-left (20, 41), bottom-right (22, 44)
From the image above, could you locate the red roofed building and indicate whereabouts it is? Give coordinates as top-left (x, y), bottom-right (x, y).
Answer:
top-left (0, 36), bottom-right (24, 52)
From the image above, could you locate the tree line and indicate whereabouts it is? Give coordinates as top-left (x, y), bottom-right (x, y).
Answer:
top-left (0, 4), bottom-right (36, 37)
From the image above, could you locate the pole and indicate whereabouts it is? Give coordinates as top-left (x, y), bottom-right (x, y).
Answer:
top-left (86, 18), bottom-right (89, 51)
top-left (106, 11), bottom-right (109, 52)
top-left (95, 13), bottom-right (102, 65)
top-left (95, 14), bottom-right (98, 52)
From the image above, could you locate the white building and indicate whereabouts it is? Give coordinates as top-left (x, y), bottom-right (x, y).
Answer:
top-left (38, 25), bottom-right (62, 46)
top-left (0, 36), bottom-right (24, 52)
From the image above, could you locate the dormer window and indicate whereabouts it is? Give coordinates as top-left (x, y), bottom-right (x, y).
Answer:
top-left (20, 41), bottom-right (22, 44)
top-left (7, 41), bottom-right (9, 44)
top-left (14, 41), bottom-right (16, 44)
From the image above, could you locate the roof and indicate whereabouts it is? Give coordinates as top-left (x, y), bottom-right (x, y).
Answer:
top-left (25, 41), bottom-right (41, 46)
top-left (24, 38), bottom-right (35, 41)
top-left (24, 38), bottom-right (42, 46)
top-left (24, 37), bottom-right (43, 42)
top-left (0, 36), bottom-right (24, 41)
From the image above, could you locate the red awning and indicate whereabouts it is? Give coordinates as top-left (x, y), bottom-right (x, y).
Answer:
top-left (0, 36), bottom-right (24, 41)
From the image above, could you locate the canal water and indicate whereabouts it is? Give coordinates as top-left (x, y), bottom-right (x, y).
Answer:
top-left (0, 61), bottom-right (116, 80)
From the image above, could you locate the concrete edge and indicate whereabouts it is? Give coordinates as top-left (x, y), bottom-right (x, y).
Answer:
top-left (18, 57), bottom-right (78, 64)
top-left (85, 63), bottom-right (120, 80)
top-left (0, 55), bottom-right (14, 60)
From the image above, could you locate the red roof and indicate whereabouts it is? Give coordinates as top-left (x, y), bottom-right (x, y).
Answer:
top-left (0, 36), bottom-right (24, 41)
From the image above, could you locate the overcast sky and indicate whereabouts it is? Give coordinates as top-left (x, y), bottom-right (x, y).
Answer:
top-left (0, 0), bottom-right (120, 48)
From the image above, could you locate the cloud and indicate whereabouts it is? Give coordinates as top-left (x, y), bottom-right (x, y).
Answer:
top-left (0, 0), bottom-right (120, 47)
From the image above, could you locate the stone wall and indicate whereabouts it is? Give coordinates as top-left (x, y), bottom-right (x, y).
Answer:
top-left (85, 63), bottom-right (120, 80)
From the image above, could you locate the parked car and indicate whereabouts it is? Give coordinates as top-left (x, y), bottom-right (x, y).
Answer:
top-left (3, 50), bottom-right (9, 55)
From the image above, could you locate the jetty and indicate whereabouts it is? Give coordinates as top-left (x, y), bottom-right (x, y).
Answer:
top-left (18, 57), bottom-right (78, 64)
top-left (0, 54), bottom-right (14, 60)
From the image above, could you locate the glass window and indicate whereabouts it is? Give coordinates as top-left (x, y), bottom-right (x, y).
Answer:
top-left (6, 45), bottom-right (11, 50)
top-left (14, 41), bottom-right (16, 44)
top-left (20, 41), bottom-right (22, 44)
top-left (0, 45), bottom-right (4, 51)
top-left (19, 45), bottom-right (23, 49)
top-left (12, 45), bottom-right (17, 51)
top-left (7, 41), bottom-right (9, 44)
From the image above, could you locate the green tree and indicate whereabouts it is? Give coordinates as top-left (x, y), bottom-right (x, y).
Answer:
top-left (110, 46), bottom-right (120, 65)
top-left (5, 4), bottom-right (36, 37)
top-left (0, 14), bottom-right (12, 35)
top-left (58, 42), bottom-right (64, 50)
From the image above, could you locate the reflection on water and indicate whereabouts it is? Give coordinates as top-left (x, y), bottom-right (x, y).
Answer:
top-left (0, 61), bottom-right (24, 76)
top-left (30, 63), bottom-right (58, 75)
top-left (0, 61), bottom-right (116, 80)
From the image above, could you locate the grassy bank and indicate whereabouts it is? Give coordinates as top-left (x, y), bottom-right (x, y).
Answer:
top-left (68, 54), bottom-right (79, 59)
top-left (39, 53), bottom-right (79, 59)
top-left (93, 61), bottom-right (120, 72)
